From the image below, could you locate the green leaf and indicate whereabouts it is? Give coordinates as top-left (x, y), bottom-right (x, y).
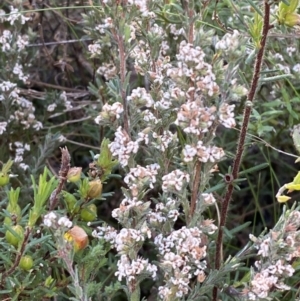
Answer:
top-left (259, 74), bottom-right (293, 83)
top-left (239, 163), bottom-right (269, 176)
top-left (228, 222), bottom-right (252, 235)
top-left (204, 182), bottom-right (226, 193)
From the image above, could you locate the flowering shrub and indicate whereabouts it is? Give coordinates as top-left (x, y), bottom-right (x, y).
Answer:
top-left (1, 0), bottom-right (300, 301)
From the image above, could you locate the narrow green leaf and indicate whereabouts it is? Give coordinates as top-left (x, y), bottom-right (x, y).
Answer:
top-left (245, 0), bottom-right (263, 16)
top-left (228, 222), bottom-right (252, 235)
top-left (239, 163), bottom-right (269, 176)
top-left (204, 182), bottom-right (226, 193)
top-left (259, 74), bottom-right (293, 83)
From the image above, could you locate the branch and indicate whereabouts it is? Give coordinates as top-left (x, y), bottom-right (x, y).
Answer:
top-left (212, 1), bottom-right (272, 300)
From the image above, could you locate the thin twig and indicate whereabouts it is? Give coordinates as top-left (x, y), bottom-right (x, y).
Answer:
top-left (0, 227), bottom-right (31, 285)
top-left (27, 38), bottom-right (93, 47)
top-left (44, 116), bottom-right (92, 130)
top-left (184, 0), bottom-right (201, 221)
top-left (38, 23), bottom-right (56, 65)
top-left (112, 12), bottom-right (129, 134)
top-left (29, 79), bottom-right (87, 92)
top-left (190, 160), bottom-right (202, 219)
top-left (63, 139), bottom-right (100, 151)
top-left (119, 35), bottom-right (129, 134)
top-left (48, 147), bottom-right (71, 211)
top-left (212, 1), bottom-right (272, 300)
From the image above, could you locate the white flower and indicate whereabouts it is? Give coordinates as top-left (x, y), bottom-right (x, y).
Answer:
top-left (59, 135), bottom-right (67, 142)
top-left (7, 6), bottom-right (30, 25)
top-left (219, 103), bottom-right (236, 128)
top-left (33, 121), bottom-right (43, 131)
top-left (58, 216), bottom-right (72, 228)
top-left (16, 35), bottom-right (29, 51)
top-left (43, 212), bottom-right (57, 227)
top-left (47, 104), bottom-right (57, 112)
top-left (287, 47), bottom-right (296, 57)
top-left (127, 87), bottom-right (154, 108)
top-left (0, 81), bottom-right (16, 92)
top-left (202, 193), bottom-right (216, 205)
top-left (18, 163), bottom-right (29, 170)
top-left (293, 64), bottom-right (300, 73)
top-left (109, 127), bottom-right (139, 167)
top-left (257, 237), bottom-right (270, 257)
top-left (88, 43), bottom-right (101, 56)
top-left (183, 145), bottom-right (197, 162)
top-left (0, 122), bottom-right (7, 134)
top-left (162, 169), bottom-right (190, 192)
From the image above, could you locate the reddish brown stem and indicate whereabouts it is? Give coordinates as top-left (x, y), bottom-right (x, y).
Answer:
top-left (212, 2), bottom-right (272, 300)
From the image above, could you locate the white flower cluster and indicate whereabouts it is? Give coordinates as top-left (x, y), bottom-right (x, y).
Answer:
top-left (162, 170), bottom-right (190, 192)
top-left (114, 227), bottom-right (151, 252)
top-left (142, 109), bottom-right (159, 125)
top-left (167, 41), bottom-right (219, 96)
top-left (168, 24), bottom-right (185, 40)
top-left (152, 130), bottom-right (178, 152)
top-left (6, 6), bottom-right (30, 25)
top-left (147, 198), bottom-right (180, 226)
top-left (0, 6), bottom-right (44, 146)
top-left (127, 87), bottom-right (154, 108)
top-left (47, 103), bottom-right (57, 112)
top-left (0, 30), bottom-right (13, 52)
top-left (154, 227), bottom-right (207, 299)
top-left (109, 127), bottom-right (139, 167)
top-left (9, 141), bottom-right (30, 170)
top-left (182, 141), bottom-right (225, 163)
top-left (95, 102), bottom-right (124, 124)
top-left (95, 17), bottom-right (114, 33)
top-left (0, 80), bottom-right (16, 92)
top-left (273, 53), bottom-right (284, 62)
top-left (200, 219), bottom-right (218, 235)
top-left (248, 263), bottom-right (294, 300)
top-left (293, 63), bottom-right (300, 73)
top-left (147, 56), bottom-right (172, 86)
top-left (112, 196), bottom-right (148, 223)
top-left (201, 193), bottom-right (216, 205)
top-left (0, 9), bottom-right (29, 52)
top-left (215, 30), bottom-right (240, 55)
top-left (124, 163), bottom-right (160, 195)
top-left (7, 87), bottom-right (43, 131)
top-left (131, 41), bottom-right (151, 75)
top-left (154, 87), bottom-right (185, 110)
top-left (93, 226), bottom-right (156, 283)
top-left (92, 225), bottom-right (117, 245)
top-left (97, 62), bottom-right (117, 80)
top-left (0, 122), bottom-right (7, 135)
top-left (44, 212), bottom-right (72, 229)
top-left (16, 35), bottom-right (29, 51)
top-left (60, 92), bottom-right (73, 110)
top-left (13, 62), bottom-right (29, 83)
top-left (246, 210), bottom-right (300, 299)
top-left (175, 100), bottom-right (216, 135)
top-left (115, 254), bottom-right (157, 282)
top-left (88, 43), bottom-right (102, 56)
top-left (218, 103), bottom-right (236, 128)
top-left (128, 0), bottom-right (154, 17)
top-left (275, 63), bottom-right (290, 75)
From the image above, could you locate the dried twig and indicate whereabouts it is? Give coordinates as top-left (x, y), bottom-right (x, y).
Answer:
top-left (48, 147), bottom-right (71, 211)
